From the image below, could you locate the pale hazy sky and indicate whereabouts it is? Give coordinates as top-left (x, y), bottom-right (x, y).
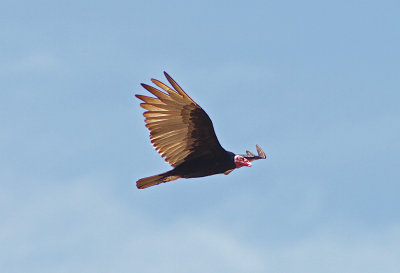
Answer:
top-left (1, 0), bottom-right (400, 272)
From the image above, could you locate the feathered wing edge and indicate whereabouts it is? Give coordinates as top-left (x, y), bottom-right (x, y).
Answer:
top-left (135, 73), bottom-right (198, 167)
top-left (243, 144), bottom-right (267, 162)
top-left (163, 72), bottom-right (198, 105)
top-left (140, 71), bottom-right (198, 106)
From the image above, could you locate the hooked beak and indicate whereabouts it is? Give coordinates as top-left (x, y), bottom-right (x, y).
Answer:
top-left (235, 155), bottom-right (252, 168)
top-left (245, 159), bottom-right (252, 167)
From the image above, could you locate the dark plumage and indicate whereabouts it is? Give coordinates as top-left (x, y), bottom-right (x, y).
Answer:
top-left (135, 72), bottom-right (266, 189)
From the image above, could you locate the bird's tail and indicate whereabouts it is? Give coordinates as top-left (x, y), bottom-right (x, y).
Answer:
top-left (136, 171), bottom-right (180, 189)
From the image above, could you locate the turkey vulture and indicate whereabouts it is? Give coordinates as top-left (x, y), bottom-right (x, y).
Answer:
top-left (135, 72), bottom-right (266, 189)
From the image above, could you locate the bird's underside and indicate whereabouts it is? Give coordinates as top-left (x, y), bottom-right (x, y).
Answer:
top-left (135, 72), bottom-right (266, 189)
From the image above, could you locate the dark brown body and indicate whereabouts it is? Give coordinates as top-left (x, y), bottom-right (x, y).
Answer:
top-left (169, 151), bottom-right (235, 178)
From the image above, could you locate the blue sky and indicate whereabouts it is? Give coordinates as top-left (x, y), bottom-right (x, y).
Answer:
top-left (1, 0), bottom-right (400, 272)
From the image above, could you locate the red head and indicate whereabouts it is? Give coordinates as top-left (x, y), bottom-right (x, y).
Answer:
top-left (234, 155), bottom-right (251, 168)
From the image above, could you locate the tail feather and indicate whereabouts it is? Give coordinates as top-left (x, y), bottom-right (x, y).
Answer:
top-left (136, 172), bottom-right (180, 189)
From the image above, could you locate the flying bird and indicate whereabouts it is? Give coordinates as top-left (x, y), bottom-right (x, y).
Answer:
top-left (135, 72), bottom-right (266, 189)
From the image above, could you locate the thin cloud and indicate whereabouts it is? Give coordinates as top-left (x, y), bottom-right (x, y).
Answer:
top-left (1, 176), bottom-right (399, 273)
top-left (2, 52), bottom-right (59, 74)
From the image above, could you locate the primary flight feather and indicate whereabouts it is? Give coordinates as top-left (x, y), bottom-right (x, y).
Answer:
top-left (135, 72), bottom-right (266, 189)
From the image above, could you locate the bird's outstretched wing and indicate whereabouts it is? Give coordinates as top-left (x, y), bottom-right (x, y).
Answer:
top-left (136, 72), bottom-right (225, 167)
top-left (243, 145), bottom-right (267, 162)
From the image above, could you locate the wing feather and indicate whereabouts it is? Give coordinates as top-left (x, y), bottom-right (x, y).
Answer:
top-left (143, 111), bottom-right (182, 118)
top-left (164, 72), bottom-right (197, 105)
top-left (150, 128), bottom-right (187, 138)
top-left (136, 72), bottom-right (225, 167)
top-left (151, 132), bottom-right (185, 142)
top-left (140, 103), bottom-right (168, 111)
top-left (146, 123), bottom-right (187, 132)
top-left (143, 104), bottom-right (177, 111)
top-left (157, 141), bottom-right (184, 151)
top-left (151, 137), bottom-right (184, 147)
top-left (140, 84), bottom-right (186, 107)
top-left (136, 95), bottom-right (165, 105)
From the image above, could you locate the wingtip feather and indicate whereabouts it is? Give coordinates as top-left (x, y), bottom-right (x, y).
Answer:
top-left (256, 144), bottom-right (266, 158)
